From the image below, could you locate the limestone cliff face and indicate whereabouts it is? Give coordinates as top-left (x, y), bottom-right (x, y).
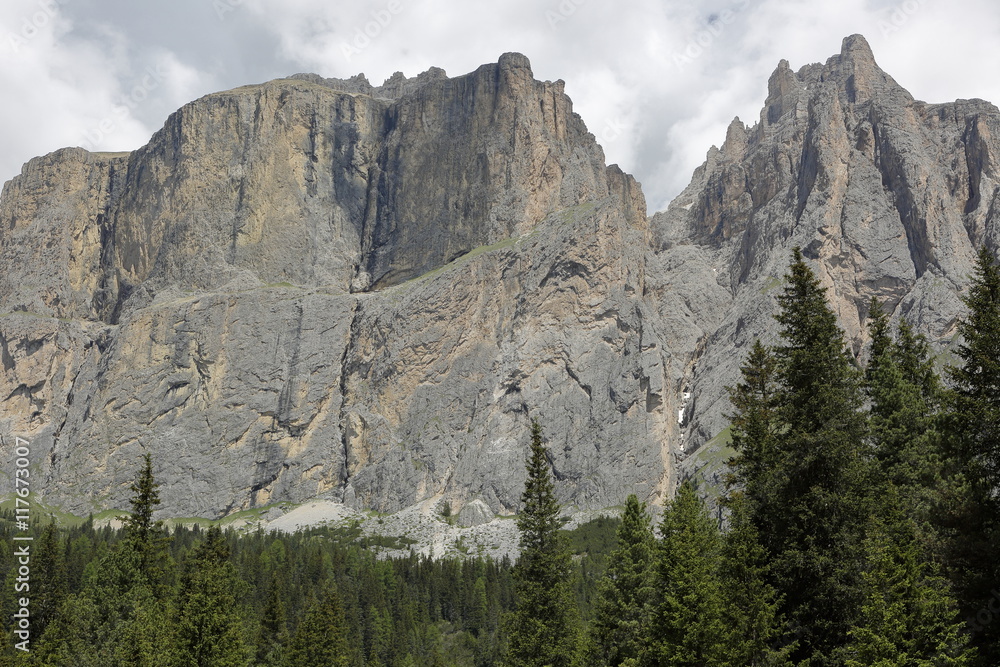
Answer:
top-left (0, 54), bottom-right (662, 518)
top-left (2, 36), bottom-right (997, 519)
top-left (651, 35), bottom-right (1000, 485)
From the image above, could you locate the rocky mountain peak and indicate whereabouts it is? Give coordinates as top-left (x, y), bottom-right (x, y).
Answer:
top-left (0, 52), bottom-right (653, 520)
top-left (840, 33), bottom-right (876, 67)
top-left (650, 34), bottom-right (1000, 492)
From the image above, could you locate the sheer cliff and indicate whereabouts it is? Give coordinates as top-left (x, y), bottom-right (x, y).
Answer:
top-left (1, 36), bottom-right (998, 520)
top-left (0, 53), bottom-right (664, 518)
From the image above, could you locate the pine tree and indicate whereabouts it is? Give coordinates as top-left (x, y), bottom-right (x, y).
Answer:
top-left (720, 495), bottom-right (794, 667)
top-left (592, 494), bottom-right (656, 666)
top-left (650, 480), bottom-right (727, 666)
top-left (502, 419), bottom-right (582, 667)
top-left (766, 248), bottom-right (871, 663)
top-left (175, 526), bottom-right (252, 666)
top-left (844, 496), bottom-right (974, 666)
top-left (725, 339), bottom-right (781, 514)
top-left (287, 585), bottom-right (351, 667)
top-left (33, 521), bottom-right (67, 639)
top-left (944, 245), bottom-right (1000, 663)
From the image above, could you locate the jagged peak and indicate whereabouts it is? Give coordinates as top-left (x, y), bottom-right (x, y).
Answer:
top-left (721, 117), bottom-right (749, 160)
top-left (840, 34), bottom-right (876, 67)
top-left (284, 66), bottom-right (450, 100)
top-left (763, 59), bottom-right (804, 125)
top-left (498, 52), bottom-right (532, 73)
top-left (758, 34), bottom-right (912, 121)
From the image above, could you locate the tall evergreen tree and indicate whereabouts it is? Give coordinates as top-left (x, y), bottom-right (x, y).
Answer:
top-left (753, 248), bottom-right (871, 664)
top-left (949, 245), bottom-right (1000, 487)
top-left (36, 455), bottom-right (177, 666)
top-left (502, 419), bottom-right (582, 667)
top-left (720, 495), bottom-right (793, 667)
top-left (287, 585), bottom-right (351, 667)
top-left (866, 298), bottom-right (943, 506)
top-left (862, 294), bottom-right (958, 629)
top-left (844, 497), bottom-right (974, 666)
top-left (944, 245), bottom-right (1000, 663)
top-left (119, 452), bottom-right (173, 596)
top-left (33, 521), bottom-right (67, 640)
top-left (255, 577), bottom-right (288, 666)
top-left (124, 453), bottom-right (161, 555)
top-left (725, 339), bottom-right (781, 513)
top-left (650, 480), bottom-right (727, 666)
top-left (175, 526), bottom-right (252, 667)
top-left (592, 494), bottom-right (656, 666)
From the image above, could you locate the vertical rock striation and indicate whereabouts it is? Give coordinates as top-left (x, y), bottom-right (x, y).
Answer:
top-left (650, 35), bottom-right (1000, 486)
top-left (0, 54), bottom-right (663, 518)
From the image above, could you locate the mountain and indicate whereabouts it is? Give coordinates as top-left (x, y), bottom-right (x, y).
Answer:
top-left (1, 35), bottom-right (997, 523)
top-left (661, 34), bottom-right (1000, 485)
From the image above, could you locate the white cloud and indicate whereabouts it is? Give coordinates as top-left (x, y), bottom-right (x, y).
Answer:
top-left (2, 0), bottom-right (1000, 214)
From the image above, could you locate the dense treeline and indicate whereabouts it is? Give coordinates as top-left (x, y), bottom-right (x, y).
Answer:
top-left (4, 247), bottom-right (1000, 665)
top-left (0, 455), bottom-right (614, 666)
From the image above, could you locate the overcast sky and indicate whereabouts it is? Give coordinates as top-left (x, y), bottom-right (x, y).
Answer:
top-left (2, 0), bottom-right (999, 212)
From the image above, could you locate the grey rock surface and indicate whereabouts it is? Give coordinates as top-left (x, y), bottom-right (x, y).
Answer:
top-left (0, 54), bottom-right (668, 520)
top-left (1, 36), bottom-right (998, 523)
top-left (652, 35), bottom-right (1000, 487)
top-left (457, 499), bottom-right (495, 527)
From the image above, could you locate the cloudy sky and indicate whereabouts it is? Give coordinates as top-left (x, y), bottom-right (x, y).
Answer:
top-left (2, 0), bottom-right (999, 212)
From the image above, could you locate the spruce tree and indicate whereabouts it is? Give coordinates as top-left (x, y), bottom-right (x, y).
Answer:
top-left (866, 298), bottom-right (943, 509)
top-left (256, 578), bottom-right (289, 666)
top-left (765, 248), bottom-right (871, 663)
top-left (650, 480), bottom-right (726, 666)
top-left (502, 419), bottom-right (582, 667)
top-left (33, 521), bottom-right (67, 639)
top-left (720, 495), bottom-right (794, 666)
top-left (944, 245), bottom-right (1000, 662)
top-left (725, 339), bottom-right (781, 515)
top-left (592, 494), bottom-right (656, 666)
top-left (37, 454), bottom-right (177, 665)
top-left (287, 585), bottom-right (351, 667)
top-left (125, 453), bottom-right (161, 549)
top-left (949, 245), bottom-right (1000, 487)
top-left (32, 594), bottom-right (102, 666)
top-left (175, 526), bottom-right (252, 666)
top-left (844, 497), bottom-right (974, 666)
top-left (121, 452), bottom-right (173, 595)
